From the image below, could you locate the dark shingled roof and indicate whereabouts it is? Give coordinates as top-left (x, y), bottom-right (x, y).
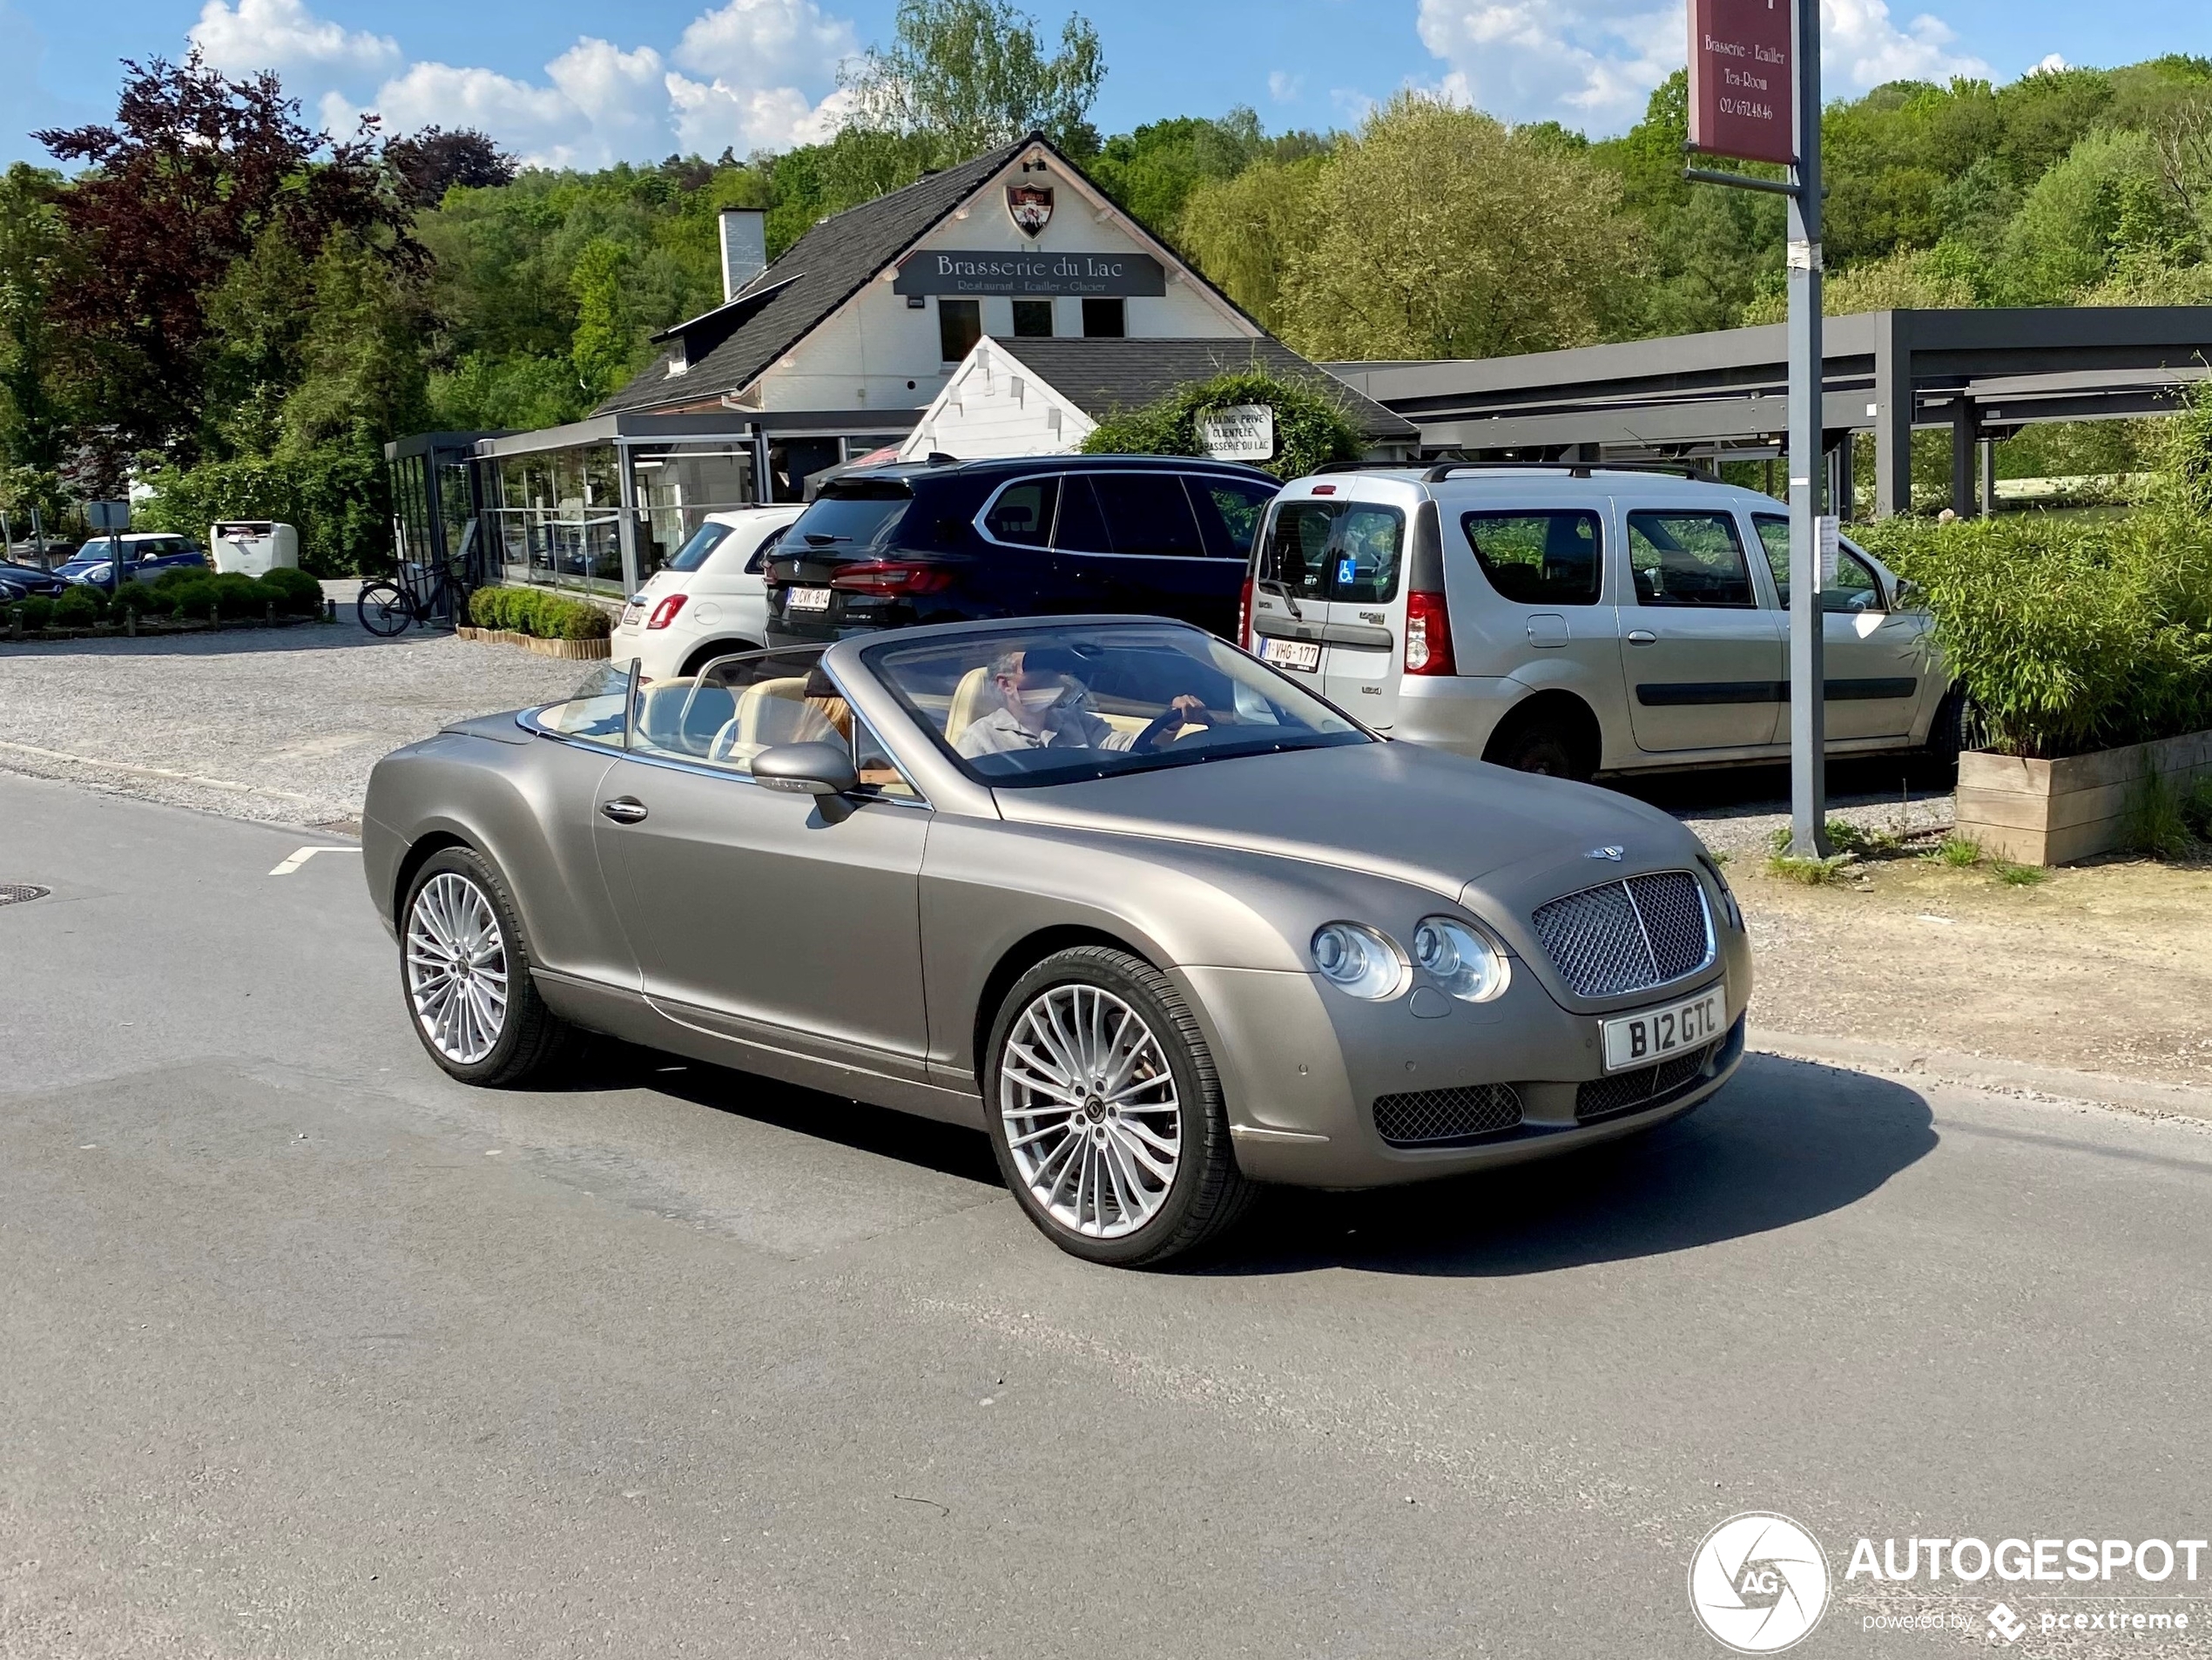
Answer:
top-left (985, 336), bottom-right (1420, 442)
top-left (595, 137), bottom-right (1033, 418)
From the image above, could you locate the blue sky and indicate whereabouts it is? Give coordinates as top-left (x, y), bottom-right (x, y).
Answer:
top-left (2, 0), bottom-right (2204, 170)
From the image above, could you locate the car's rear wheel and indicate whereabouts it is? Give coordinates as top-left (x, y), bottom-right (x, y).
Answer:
top-left (984, 946), bottom-right (1254, 1267)
top-left (681, 640), bottom-right (762, 678)
top-left (1489, 712), bottom-right (1592, 781)
top-left (401, 847), bottom-right (578, 1086)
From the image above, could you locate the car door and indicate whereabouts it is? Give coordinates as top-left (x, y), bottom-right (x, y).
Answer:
top-left (1453, 501), bottom-right (1626, 710)
top-left (979, 474), bottom-right (1093, 618)
top-left (1751, 514), bottom-right (1929, 742)
top-left (1618, 505), bottom-right (1785, 753)
top-left (1245, 494), bottom-right (1408, 727)
top-left (1083, 470), bottom-right (1238, 633)
top-left (592, 651), bottom-right (932, 1070)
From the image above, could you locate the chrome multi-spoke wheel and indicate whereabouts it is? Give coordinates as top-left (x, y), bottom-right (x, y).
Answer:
top-left (999, 982), bottom-right (1183, 1240)
top-left (406, 871), bottom-right (510, 1064)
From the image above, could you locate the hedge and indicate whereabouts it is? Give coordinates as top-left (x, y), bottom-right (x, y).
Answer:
top-left (1079, 366), bottom-right (1364, 481)
top-left (469, 584), bottom-right (611, 641)
top-left (7, 570), bottom-right (319, 632)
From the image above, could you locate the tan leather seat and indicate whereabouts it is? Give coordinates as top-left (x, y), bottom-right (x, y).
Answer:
top-left (710, 676), bottom-right (835, 764)
top-left (941, 666), bottom-right (995, 746)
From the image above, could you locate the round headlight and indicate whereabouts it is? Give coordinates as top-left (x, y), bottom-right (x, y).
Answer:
top-left (1412, 916), bottom-right (1509, 1002)
top-left (1310, 922), bottom-right (1407, 1000)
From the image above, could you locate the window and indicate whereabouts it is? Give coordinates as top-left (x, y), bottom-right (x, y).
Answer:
top-left (982, 478), bottom-right (1059, 546)
top-left (1050, 474), bottom-right (1111, 553)
top-left (1190, 478), bottom-right (1279, 557)
top-left (533, 662), bottom-right (633, 747)
top-left (852, 716), bottom-right (921, 800)
top-left (938, 298), bottom-right (981, 362)
top-left (1011, 299), bottom-right (1054, 339)
top-left (1082, 297), bottom-right (1124, 339)
top-left (864, 620), bottom-right (1369, 789)
top-left (1256, 501), bottom-right (1405, 604)
top-left (1462, 510), bottom-right (1602, 605)
top-left (785, 480), bottom-right (913, 553)
top-left (1754, 516), bottom-right (1886, 612)
top-left (665, 521), bottom-right (734, 572)
top-left (1626, 510), bottom-right (1755, 607)
top-left (628, 647), bottom-right (833, 774)
top-left (1090, 472), bottom-right (1204, 556)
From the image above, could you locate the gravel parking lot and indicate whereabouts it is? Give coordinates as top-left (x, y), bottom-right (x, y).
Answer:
top-left (0, 626), bottom-right (584, 828)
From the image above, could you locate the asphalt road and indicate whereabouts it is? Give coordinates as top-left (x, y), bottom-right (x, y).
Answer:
top-left (3, 772), bottom-right (2209, 1659)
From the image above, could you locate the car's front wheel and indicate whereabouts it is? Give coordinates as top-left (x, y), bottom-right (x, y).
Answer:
top-left (400, 847), bottom-right (578, 1086)
top-left (984, 946), bottom-right (1254, 1267)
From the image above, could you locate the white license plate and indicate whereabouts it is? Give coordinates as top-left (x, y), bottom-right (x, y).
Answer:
top-left (620, 603), bottom-right (644, 628)
top-left (1259, 636), bottom-right (1320, 673)
top-left (1602, 986), bottom-right (1724, 1071)
top-left (785, 586), bottom-right (832, 613)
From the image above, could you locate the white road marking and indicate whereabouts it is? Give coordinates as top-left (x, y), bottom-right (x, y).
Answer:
top-left (268, 846), bottom-right (363, 876)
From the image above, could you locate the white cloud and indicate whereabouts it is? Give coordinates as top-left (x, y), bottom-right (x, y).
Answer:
top-left (2031, 51), bottom-right (2067, 75)
top-left (1417, 0), bottom-right (1989, 137)
top-left (1267, 70), bottom-right (1305, 104)
top-left (188, 0), bottom-right (399, 90)
top-left (190, 0), bottom-right (854, 165)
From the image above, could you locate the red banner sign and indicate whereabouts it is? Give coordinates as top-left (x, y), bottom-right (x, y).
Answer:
top-left (1688, 0), bottom-right (1794, 165)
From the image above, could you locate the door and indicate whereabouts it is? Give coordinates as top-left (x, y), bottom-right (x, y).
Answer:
top-left (1247, 497), bottom-right (1408, 728)
top-left (596, 651), bottom-right (932, 1063)
top-left (1081, 470), bottom-right (1239, 633)
top-left (1454, 503), bottom-right (1622, 701)
top-left (1752, 515), bottom-right (1930, 742)
top-left (1619, 507), bottom-right (1784, 753)
top-left (978, 474), bottom-right (1092, 620)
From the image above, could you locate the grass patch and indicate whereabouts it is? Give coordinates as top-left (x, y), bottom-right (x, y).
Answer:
top-left (1991, 860), bottom-right (2051, 887)
top-left (1766, 852), bottom-right (1854, 885)
top-left (1922, 835), bottom-right (1984, 867)
top-left (2121, 769), bottom-right (2196, 860)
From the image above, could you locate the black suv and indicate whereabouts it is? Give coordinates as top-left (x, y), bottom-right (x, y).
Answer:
top-left (762, 454), bottom-right (1280, 645)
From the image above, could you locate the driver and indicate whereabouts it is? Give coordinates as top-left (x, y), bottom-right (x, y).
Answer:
top-left (955, 646), bottom-right (1213, 759)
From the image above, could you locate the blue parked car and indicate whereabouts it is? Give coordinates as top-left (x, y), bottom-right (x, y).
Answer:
top-left (57, 534), bottom-right (207, 589)
top-left (0, 559), bottom-right (69, 602)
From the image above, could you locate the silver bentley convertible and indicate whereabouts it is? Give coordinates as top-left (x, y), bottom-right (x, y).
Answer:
top-left (362, 617), bottom-right (1750, 1265)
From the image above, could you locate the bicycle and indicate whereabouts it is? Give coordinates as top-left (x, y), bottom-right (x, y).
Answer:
top-left (357, 560), bottom-right (463, 637)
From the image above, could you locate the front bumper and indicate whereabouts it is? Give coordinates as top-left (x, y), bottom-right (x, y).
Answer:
top-left (1176, 958), bottom-right (1748, 1188)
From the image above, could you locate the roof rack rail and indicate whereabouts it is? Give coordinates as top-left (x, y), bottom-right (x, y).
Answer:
top-left (1419, 459), bottom-right (1710, 482)
top-left (1310, 459), bottom-right (1427, 474)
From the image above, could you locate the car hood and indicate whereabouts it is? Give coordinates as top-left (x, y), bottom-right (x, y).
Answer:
top-left (990, 741), bottom-right (1695, 902)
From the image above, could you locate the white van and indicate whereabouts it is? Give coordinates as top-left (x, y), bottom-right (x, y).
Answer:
top-left (1242, 464), bottom-right (1957, 780)
top-left (610, 505), bottom-right (806, 682)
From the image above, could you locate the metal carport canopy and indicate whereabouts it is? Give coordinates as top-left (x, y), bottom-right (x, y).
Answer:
top-left (1325, 306), bottom-right (2212, 517)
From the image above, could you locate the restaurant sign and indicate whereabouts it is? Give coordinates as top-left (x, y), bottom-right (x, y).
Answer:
top-left (892, 249), bottom-right (1166, 297)
top-left (1687, 0), bottom-right (1795, 166)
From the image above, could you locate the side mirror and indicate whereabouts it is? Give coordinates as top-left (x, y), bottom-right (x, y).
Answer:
top-left (752, 741), bottom-right (859, 797)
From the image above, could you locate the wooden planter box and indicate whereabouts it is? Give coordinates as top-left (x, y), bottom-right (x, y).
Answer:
top-left (457, 625), bottom-right (610, 660)
top-left (1955, 728), bottom-right (2212, 865)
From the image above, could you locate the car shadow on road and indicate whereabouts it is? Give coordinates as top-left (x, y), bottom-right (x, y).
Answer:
top-left (1204, 1052), bottom-right (1936, 1278)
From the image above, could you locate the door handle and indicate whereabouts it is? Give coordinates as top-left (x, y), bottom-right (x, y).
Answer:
top-left (599, 796), bottom-right (648, 824)
top-left (1626, 629), bottom-right (1658, 645)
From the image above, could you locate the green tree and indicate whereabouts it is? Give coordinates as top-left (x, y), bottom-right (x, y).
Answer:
top-left (1079, 366), bottom-right (1361, 479)
top-left (1276, 93), bottom-right (1642, 361)
top-left (568, 237), bottom-right (635, 400)
top-left (0, 164), bottom-right (70, 475)
top-left (1089, 111), bottom-right (1269, 233)
top-left (839, 0), bottom-right (1105, 160)
top-left (1175, 154), bottom-right (1328, 332)
top-left (1997, 127), bottom-right (2166, 301)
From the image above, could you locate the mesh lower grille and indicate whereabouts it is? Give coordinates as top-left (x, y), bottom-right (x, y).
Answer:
top-left (1575, 1043), bottom-right (1717, 1123)
top-left (1532, 870), bottom-right (1713, 996)
top-left (1374, 1083), bottom-right (1523, 1147)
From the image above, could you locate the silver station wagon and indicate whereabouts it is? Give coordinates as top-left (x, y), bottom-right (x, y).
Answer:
top-left (363, 617), bottom-right (1750, 1266)
top-left (1244, 464), bottom-right (1959, 780)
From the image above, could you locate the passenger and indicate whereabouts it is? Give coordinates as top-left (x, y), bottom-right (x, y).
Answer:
top-left (800, 665), bottom-right (854, 743)
top-left (955, 646), bottom-right (1212, 759)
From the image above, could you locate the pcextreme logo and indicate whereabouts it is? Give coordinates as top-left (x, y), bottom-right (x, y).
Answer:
top-left (1689, 1513), bottom-right (1833, 1653)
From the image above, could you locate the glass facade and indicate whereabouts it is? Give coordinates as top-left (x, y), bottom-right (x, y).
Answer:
top-left (489, 443), bottom-right (625, 594)
top-left (631, 445), bottom-right (755, 575)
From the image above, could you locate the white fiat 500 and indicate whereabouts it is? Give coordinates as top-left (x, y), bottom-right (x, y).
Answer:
top-left (610, 505), bottom-right (805, 682)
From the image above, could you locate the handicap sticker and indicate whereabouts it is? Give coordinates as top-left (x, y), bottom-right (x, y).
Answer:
top-left (1337, 556), bottom-right (1356, 586)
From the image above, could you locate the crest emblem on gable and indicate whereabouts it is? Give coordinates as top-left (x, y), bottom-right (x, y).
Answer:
top-left (1006, 183), bottom-right (1054, 237)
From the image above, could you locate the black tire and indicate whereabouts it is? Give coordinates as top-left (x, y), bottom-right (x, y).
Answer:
top-left (1488, 713), bottom-right (1593, 781)
top-left (357, 580), bottom-right (413, 637)
top-left (398, 846), bottom-right (580, 1087)
top-left (983, 946), bottom-right (1256, 1267)
top-left (1924, 684), bottom-right (1973, 767)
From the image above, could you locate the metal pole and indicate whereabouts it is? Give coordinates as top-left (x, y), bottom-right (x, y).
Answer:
top-left (1785, 0), bottom-right (1828, 859)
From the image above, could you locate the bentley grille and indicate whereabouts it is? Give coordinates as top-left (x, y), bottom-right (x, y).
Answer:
top-left (1575, 1041), bottom-right (1719, 1123)
top-left (1373, 1083), bottom-right (1524, 1147)
top-left (1531, 871), bottom-right (1714, 997)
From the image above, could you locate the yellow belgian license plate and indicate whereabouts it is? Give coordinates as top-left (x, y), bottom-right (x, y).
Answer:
top-left (1602, 987), bottom-right (1723, 1071)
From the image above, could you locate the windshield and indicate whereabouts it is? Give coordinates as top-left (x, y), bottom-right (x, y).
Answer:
top-left (866, 622), bottom-right (1372, 788)
top-left (786, 482), bottom-right (911, 552)
top-left (664, 521), bottom-right (733, 573)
